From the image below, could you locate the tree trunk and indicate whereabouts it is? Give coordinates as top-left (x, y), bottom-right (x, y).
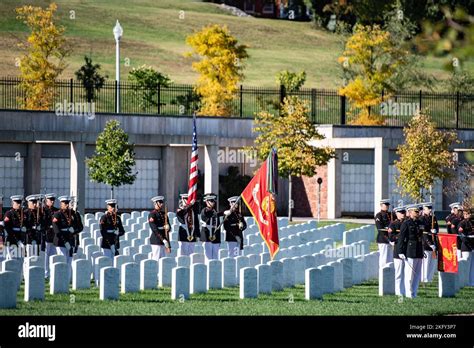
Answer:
top-left (288, 174), bottom-right (293, 222)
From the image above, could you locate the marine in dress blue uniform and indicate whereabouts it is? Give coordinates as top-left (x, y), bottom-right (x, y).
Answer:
top-left (398, 204), bottom-right (424, 298)
top-left (148, 196), bottom-right (171, 260)
top-left (176, 193), bottom-right (199, 256)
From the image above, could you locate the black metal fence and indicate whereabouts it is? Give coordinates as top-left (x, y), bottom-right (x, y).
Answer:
top-left (0, 77), bottom-right (472, 128)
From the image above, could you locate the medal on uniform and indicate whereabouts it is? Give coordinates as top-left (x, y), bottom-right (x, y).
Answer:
top-left (187, 235), bottom-right (194, 241)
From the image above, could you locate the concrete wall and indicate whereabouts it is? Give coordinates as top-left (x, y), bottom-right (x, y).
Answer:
top-left (307, 125), bottom-right (474, 217)
top-left (0, 111), bottom-right (256, 212)
top-left (0, 112), bottom-right (472, 217)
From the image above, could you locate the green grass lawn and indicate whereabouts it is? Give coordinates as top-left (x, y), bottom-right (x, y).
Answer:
top-left (2, 277), bottom-right (473, 316)
top-left (0, 0), bottom-right (471, 88)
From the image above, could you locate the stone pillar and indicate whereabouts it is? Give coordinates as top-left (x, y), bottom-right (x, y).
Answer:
top-left (374, 144), bottom-right (389, 214)
top-left (160, 146), bottom-right (190, 212)
top-left (70, 142), bottom-right (86, 215)
top-left (327, 150), bottom-right (341, 219)
top-left (24, 143), bottom-right (42, 196)
top-left (204, 145), bottom-right (219, 202)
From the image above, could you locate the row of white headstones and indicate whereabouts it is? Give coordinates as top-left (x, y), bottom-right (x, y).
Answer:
top-left (0, 213), bottom-right (469, 308)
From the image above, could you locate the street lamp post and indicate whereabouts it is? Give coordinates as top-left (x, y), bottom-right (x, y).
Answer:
top-left (113, 20), bottom-right (123, 113)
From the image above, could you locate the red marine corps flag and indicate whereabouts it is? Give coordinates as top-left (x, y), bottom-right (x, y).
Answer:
top-left (241, 148), bottom-right (279, 259)
top-left (437, 233), bottom-right (458, 273)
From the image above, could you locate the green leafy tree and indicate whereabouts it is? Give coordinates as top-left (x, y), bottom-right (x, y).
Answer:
top-left (395, 112), bottom-right (460, 202)
top-left (252, 97), bottom-right (335, 220)
top-left (258, 69), bottom-right (307, 113)
top-left (171, 90), bottom-right (201, 115)
top-left (16, 3), bottom-right (69, 110)
top-left (75, 55), bottom-right (107, 103)
top-left (350, 0), bottom-right (393, 24)
top-left (445, 69), bottom-right (474, 94)
top-left (128, 65), bottom-right (172, 111)
top-left (445, 69), bottom-right (474, 122)
top-left (276, 70), bottom-right (307, 93)
top-left (87, 120), bottom-right (137, 199)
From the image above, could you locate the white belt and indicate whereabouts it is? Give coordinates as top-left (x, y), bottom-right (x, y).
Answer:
top-left (106, 230), bottom-right (116, 233)
top-left (12, 228), bottom-right (21, 232)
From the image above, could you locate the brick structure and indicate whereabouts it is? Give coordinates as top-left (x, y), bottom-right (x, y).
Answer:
top-left (293, 165), bottom-right (328, 218)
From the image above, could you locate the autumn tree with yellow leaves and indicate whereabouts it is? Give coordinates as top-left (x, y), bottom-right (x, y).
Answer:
top-left (338, 24), bottom-right (404, 125)
top-left (395, 112), bottom-right (459, 202)
top-left (185, 24), bottom-right (248, 117)
top-left (16, 3), bottom-right (69, 110)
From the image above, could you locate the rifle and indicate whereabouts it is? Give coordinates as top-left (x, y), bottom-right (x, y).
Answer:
top-left (71, 196), bottom-right (80, 255)
top-left (33, 194), bottom-right (43, 255)
top-left (20, 198), bottom-right (27, 244)
top-left (164, 202), bottom-right (171, 254)
top-left (40, 191), bottom-right (47, 252)
top-left (112, 201), bottom-right (119, 256)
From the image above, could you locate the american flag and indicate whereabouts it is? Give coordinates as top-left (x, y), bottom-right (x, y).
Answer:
top-left (186, 114), bottom-right (198, 205)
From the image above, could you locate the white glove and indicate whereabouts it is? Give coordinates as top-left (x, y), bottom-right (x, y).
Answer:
top-left (431, 229), bottom-right (437, 234)
top-left (389, 241), bottom-right (395, 246)
top-left (164, 240), bottom-right (170, 249)
top-left (21, 226), bottom-right (27, 233)
top-left (18, 241), bottom-right (24, 249)
top-left (65, 242), bottom-right (71, 251)
top-left (224, 210), bottom-right (231, 216)
top-left (114, 230), bottom-right (119, 236)
top-left (399, 254), bottom-right (406, 260)
top-left (430, 245), bottom-right (436, 251)
top-left (110, 245), bottom-right (116, 255)
top-left (164, 224), bottom-right (170, 232)
top-left (69, 227), bottom-right (75, 233)
top-left (238, 222), bottom-right (244, 229)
